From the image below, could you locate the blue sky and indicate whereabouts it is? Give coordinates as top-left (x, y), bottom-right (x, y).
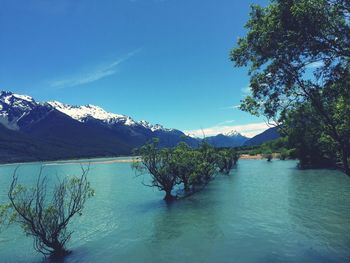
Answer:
top-left (0, 0), bottom-right (270, 137)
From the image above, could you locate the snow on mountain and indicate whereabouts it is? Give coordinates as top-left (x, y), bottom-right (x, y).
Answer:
top-left (48, 100), bottom-right (173, 131)
top-left (0, 91), bottom-right (36, 110)
top-left (0, 91), bottom-right (174, 133)
top-left (47, 101), bottom-right (127, 123)
top-left (224, 130), bottom-right (241, 137)
top-left (48, 101), bottom-right (149, 128)
top-left (12, 94), bottom-right (33, 102)
top-left (139, 120), bottom-right (171, 132)
top-left (0, 91), bottom-right (38, 130)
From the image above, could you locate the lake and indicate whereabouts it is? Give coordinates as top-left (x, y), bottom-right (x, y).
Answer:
top-left (0, 159), bottom-right (349, 263)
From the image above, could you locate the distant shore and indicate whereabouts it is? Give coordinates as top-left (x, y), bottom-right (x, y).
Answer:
top-left (0, 154), bottom-right (273, 167)
top-left (0, 156), bottom-right (138, 167)
top-left (45, 155), bottom-right (268, 165)
top-left (43, 158), bottom-right (140, 166)
top-left (240, 154), bottom-right (264, 160)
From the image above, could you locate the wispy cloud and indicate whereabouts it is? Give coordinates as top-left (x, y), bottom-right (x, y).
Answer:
top-left (221, 105), bottom-right (240, 110)
top-left (215, 120), bottom-right (236, 126)
top-left (49, 49), bottom-right (142, 89)
top-left (184, 122), bottom-right (270, 138)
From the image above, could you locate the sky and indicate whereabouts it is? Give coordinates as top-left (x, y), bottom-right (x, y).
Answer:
top-left (0, 0), bottom-right (270, 138)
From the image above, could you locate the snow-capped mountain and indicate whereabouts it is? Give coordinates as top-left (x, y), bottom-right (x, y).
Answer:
top-left (0, 91), bottom-right (198, 163)
top-left (205, 130), bottom-right (249, 147)
top-left (47, 101), bottom-right (127, 123)
top-left (47, 100), bottom-right (172, 132)
top-left (224, 130), bottom-right (241, 137)
top-left (0, 91), bottom-right (35, 129)
top-left (0, 90), bottom-right (275, 163)
top-left (0, 91), bottom-right (53, 130)
top-left (0, 91), bottom-right (173, 133)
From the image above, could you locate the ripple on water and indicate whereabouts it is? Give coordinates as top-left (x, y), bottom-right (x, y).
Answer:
top-left (0, 160), bottom-right (349, 262)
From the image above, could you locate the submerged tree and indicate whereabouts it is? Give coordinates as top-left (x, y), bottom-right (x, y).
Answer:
top-left (133, 141), bottom-right (233, 200)
top-left (133, 140), bottom-right (179, 201)
top-left (231, 0), bottom-right (350, 175)
top-left (216, 148), bottom-right (240, 174)
top-left (170, 142), bottom-right (199, 192)
top-left (263, 151), bottom-right (273, 162)
top-left (0, 165), bottom-right (94, 258)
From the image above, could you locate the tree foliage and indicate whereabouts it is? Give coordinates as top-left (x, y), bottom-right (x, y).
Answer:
top-left (0, 165), bottom-right (94, 258)
top-left (132, 140), bottom-right (180, 201)
top-left (263, 150), bottom-right (273, 162)
top-left (133, 140), bottom-right (239, 201)
top-left (216, 148), bottom-right (240, 174)
top-left (231, 0), bottom-right (350, 174)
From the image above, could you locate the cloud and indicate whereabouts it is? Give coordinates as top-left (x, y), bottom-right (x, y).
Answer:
top-left (49, 49), bottom-right (142, 89)
top-left (221, 105), bottom-right (240, 110)
top-left (50, 69), bottom-right (116, 89)
top-left (215, 120), bottom-right (236, 126)
top-left (184, 122), bottom-right (270, 138)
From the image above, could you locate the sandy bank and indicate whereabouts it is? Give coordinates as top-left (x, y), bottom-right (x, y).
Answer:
top-left (239, 154), bottom-right (264, 160)
top-left (45, 155), bottom-right (269, 166)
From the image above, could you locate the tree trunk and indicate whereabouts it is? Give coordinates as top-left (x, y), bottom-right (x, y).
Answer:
top-left (164, 190), bottom-right (175, 202)
top-left (50, 241), bottom-right (70, 258)
top-left (183, 180), bottom-right (190, 192)
top-left (341, 147), bottom-right (350, 176)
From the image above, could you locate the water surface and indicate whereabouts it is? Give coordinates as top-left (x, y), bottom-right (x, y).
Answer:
top-left (0, 159), bottom-right (349, 262)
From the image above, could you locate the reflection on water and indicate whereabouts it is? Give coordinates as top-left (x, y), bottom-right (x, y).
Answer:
top-left (287, 169), bottom-right (350, 262)
top-left (0, 159), bottom-right (349, 262)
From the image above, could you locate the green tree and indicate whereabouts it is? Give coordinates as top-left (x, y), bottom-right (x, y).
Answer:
top-left (0, 166), bottom-right (94, 258)
top-left (132, 141), bottom-right (221, 200)
top-left (170, 142), bottom-right (199, 192)
top-left (216, 148), bottom-right (239, 174)
top-left (284, 102), bottom-right (338, 167)
top-left (231, 0), bottom-right (350, 175)
top-left (133, 140), bottom-right (179, 201)
top-left (194, 142), bottom-right (218, 185)
top-left (263, 150), bottom-right (273, 162)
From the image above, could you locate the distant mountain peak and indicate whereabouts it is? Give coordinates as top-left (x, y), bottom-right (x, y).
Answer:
top-left (47, 100), bottom-right (128, 124)
top-left (243, 127), bottom-right (280, 146)
top-left (0, 91), bottom-right (200, 163)
top-left (0, 91), bottom-right (35, 105)
top-left (139, 120), bottom-right (172, 132)
top-left (224, 130), bottom-right (242, 137)
top-left (47, 100), bottom-right (173, 130)
top-left (0, 91), bottom-right (175, 133)
top-left (204, 131), bottom-right (249, 147)
top-left (0, 91), bottom-right (39, 130)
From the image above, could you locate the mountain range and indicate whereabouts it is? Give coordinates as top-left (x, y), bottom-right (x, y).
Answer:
top-left (243, 127), bottom-right (280, 146)
top-left (204, 131), bottom-right (249, 147)
top-left (0, 91), bottom-right (278, 163)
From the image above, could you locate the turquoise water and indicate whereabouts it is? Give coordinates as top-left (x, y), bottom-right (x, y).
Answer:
top-left (0, 159), bottom-right (349, 263)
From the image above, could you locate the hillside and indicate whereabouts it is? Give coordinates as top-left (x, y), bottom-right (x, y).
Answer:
top-left (243, 127), bottom-right (280, 146)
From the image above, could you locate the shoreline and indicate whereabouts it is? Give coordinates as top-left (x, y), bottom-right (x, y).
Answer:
top-left (0, 154), bottom-right (278, 167)
top-left (43, 158), bottom-right (140, 166)
top-left (47, 155), bottom-right (270, 165)
top-left (0, 156), bottom-right (138, 167)
top-left (239, 154), bottom-right (264, 160)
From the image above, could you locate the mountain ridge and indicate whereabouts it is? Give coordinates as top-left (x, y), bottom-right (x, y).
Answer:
top-left (0, 91), bottom-right (198, 163)
top-left (204, 131), bottom-right (249, 147)
top-left (0, 90), bottom-right (275, 163)
top-left (243, 127), bottom-right (280, 146)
